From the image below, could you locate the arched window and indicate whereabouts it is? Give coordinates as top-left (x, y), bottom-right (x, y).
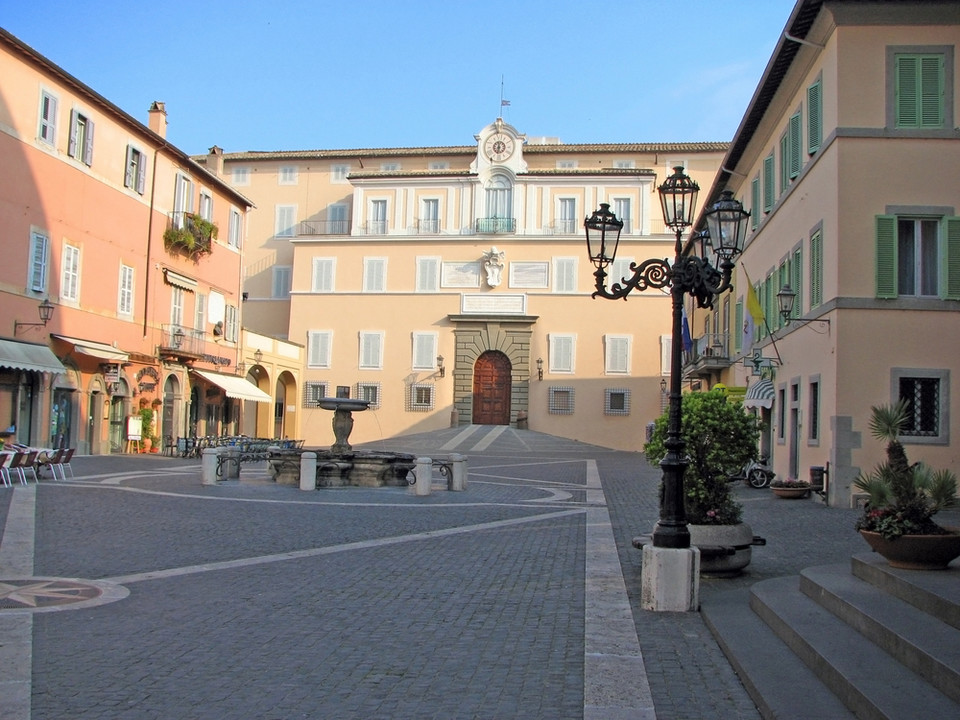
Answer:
top-left (485, 175), bottom-right (513, 219)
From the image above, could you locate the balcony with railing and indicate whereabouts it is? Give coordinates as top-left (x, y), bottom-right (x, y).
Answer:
top-left (416, 218), bottom-right (441, 234)
top-left (476, 217), bottom-right (516, 234)
top-left (356, 220), bottom-right (389, 236)
top-left (683, 332), bottom-right (733, 377)
top-left (298, 219), bottom-right (349, 236)
top-left (159, 324), bottom-right (206, 358)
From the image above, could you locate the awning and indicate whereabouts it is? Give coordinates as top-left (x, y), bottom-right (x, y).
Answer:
top-left (743, 379), bottom-right (775, 410)
top-left (164, 269), bottom-right (197, 291)
top-left (52, 334), bottom-right (129, 362)
top-left (0, 338), bottom-right (67, 374)
top-left (192, 370), bottom-right (271, 403)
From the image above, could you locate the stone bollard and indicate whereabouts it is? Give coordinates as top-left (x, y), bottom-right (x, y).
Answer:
top-left (414, 457), bottom-right (432, 496)
top-left (300, 451), bottom-right (317, 491)
top-left (448, 453), bottom-right (467, 491)
top-left (201, 447), bottom-right (220, 485)
top-left (223, 448), bottom-right (240, 480)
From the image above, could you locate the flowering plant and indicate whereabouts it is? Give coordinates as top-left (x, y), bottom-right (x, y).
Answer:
top-left (770, 478), bottom-right (810, 489)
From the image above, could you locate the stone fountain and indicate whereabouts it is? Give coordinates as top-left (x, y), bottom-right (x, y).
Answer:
top-left (267, 397), bottom-right (415, 488)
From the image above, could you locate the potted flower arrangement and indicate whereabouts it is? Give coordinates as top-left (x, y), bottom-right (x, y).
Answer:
top-left (854, 400), bottom-right (959, 569)
top-left (770, 477), bottom-right (811, 499)
top-left (163, 213), bottom-right (217, 260)
top-left (644, 387), bottom-right (761, 576)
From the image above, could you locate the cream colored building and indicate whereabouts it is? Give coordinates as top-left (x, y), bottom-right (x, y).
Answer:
top-left (686, 0), bottom-right (960, 506)
top-left (198, 125), bottom-right (727, 451)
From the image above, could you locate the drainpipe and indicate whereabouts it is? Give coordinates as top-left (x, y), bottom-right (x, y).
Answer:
top-left (143, 142), bottom-right (167, 337)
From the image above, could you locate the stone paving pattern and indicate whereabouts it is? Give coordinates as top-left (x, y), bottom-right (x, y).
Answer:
top-left (0, 426), bottom-right (899, 719)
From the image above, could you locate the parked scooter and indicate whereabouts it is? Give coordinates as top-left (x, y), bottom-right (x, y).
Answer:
top-left (730, 456), bottom-right (775, 488)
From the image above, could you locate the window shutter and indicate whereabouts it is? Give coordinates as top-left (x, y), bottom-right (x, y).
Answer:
top-left (792, 248), bottom-right (803, 319)
top-left (309, 332), bottom-right (331, 367)
top-left (30, 232), bottom-right (48, 292)
top-left (789, 112), bottom-right (802, 178)
top-left (136, 151), bottom-right (147, 194)
top-left (68, 109), bottom-right (79, 157)
top-left (360, 333), bottom-right (382, 369)
top-left (82, 119), bottom-right (94, 165)
top-left (550, 335), bottom-right (574, 372)
top-left (124, 145), bottom-right (135, 188)
top-left (412, 333), bottom-right (436, 370)
top-left (779, 134), bottom-right (789, 194)
top-left (40, 93), bottom-right (57, 144)
top-left (896, 55), bottom-right (919, 127)
top-left (807, 81), bottom-right (822, 154)
top-left (312, 258), bottom-right (334, 292)
top-left (875, 215), bottom-right (898, 298)
top-left (605, 336), bottom-right (629, 374)
top-left (810, 230), bottom-right (823, 307)
top-left (942, 217), bottom-right (960, 300)
top-left (762, 155), bottom-right (774, 212)
top-left (920, 55), bottom-right (944, 128)
top-left (734, 300), bottom-right (743, 352)
top-left (750, 177), bottom-right (759, 229)
top-left (416, 257), bottom-right (438, 292)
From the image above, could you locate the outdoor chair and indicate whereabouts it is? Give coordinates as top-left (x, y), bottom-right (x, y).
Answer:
top-left (0, 454), bottom-right (11, 487)
top-left (53, 448), bottom-right (76, 480)
top-left (163, 435), bottom-right (176, 456)
top-left (20, 451), bottom-right (40, 483)
top-left (5, 451), bottom-right (30, 485)
top-left (39, 448), bottom-right (64, 480)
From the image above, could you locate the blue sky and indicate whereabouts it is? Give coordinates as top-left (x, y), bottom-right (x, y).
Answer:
top-left (2, 0), bottom-right (797, 155)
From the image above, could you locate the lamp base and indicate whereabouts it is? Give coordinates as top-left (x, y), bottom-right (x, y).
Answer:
top-left (640, 543), bottom-right (700, 612)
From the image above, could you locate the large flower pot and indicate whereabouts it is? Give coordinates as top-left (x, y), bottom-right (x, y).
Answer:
top-left (688, 522), bottom-right (754, 577)
top-left (771, 485), bottom-right (810, 499)
top-left (859, 527), bottom-right (960, 570)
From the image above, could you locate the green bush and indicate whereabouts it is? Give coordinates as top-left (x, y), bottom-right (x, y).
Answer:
top-left (644, 387), bottom-right (760, 524)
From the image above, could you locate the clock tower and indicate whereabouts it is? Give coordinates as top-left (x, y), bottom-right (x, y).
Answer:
top-left (471, 118), bottom-right (526, 174)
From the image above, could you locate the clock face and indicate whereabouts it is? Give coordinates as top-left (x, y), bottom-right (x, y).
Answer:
top-left (484, 132), bottom-right (515, 162)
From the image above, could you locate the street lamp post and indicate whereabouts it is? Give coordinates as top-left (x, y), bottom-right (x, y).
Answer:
top-left (585, 167), bottom-right (749, 610)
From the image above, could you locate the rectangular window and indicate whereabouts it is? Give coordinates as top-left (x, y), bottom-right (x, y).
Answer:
top-left (876, 215), bottom-right (960, 299)
top-left (613, 198), bottom-right (632, 234)
top-left (198, 191), bottom-right (213, 222)
top-left (420, 198), bottom-right (439, 233)
top-left (899, 377), bottom-right (941, 437)
top-left (225, 305), bottom-right (239, 342)
top-left (429, 161), bottom-right (449, 170)
top-left (614, 160), bottom-right (635, 169)
top-left (275, 205), bottom-right (297, 238)
top-left (356, 382), bottom-right (381, 409)
top-left (173, 174), bottom-right (193, 226)
top-left (29, 231), bottom-right (49, 292)
top-left (777, 387), bottom-right (787, 442)
top-left (228, 208), bottom-right (243, 248)
top-left (898, 217), bottom-right (939, 296)
top-left (604, 335), bottom-right (631, 374)
top-left (278, 165), bottom-right (298, 185)
top-left (549, 334), bottom-right (575, 373)
top-left (61, 244), bottom-right (80, 302)
top-left (548, 387), bottom-right (575, 415)
top-left (369, 199), bottom-right (388, 234)
top-left (231, 167), bottom-right (250, 185)
top-left (416, 257), bottom-right (440, 292)
top-left (557, 198), bottom-right (577, 233)
top-left (304, 382), bottom-right (328, 406)
top-left (380, 162), bottom-right (400, 172)
top-left (171, 286), bottom-right (184, 327)
top-left (359, 331), bottom-right (384, 370)
top-left (308, 331), bottom-right (332, 368)
top-left (807, 79), bottom-right (822, 154)
top-left (118, 264), bottom-right (134, 316)
top-left (412, 332), bottom-right (438, 371)
top-left (810, 229), bottom-right (823, 308)
top-left (895, 53), bottom-right (945, 128)
top-left (763, 154), bottom-right (775, 212)
top-left (195, 292), bottom-right (206, 332)
top-left (808, 378), bottom-right (820, 442)
top-left (124, 145), bottom-right (147, 194)
top-left (68, 109), bottom-right (94, 165)
top-left (331, 164), bottom-right (350, 182)
top-left (557, 160), bottom-right (577, 169)
top-left (272, 266), bottom-right (292, 298)
top-left (38, 90), bottom-right (58, 145)
top-left (408, 384), bottom-right (434, 411)
top-left (363, 257), bottom-right (387, 292)
top-left (312, 257), bottom-right (336, 292)
top-left (553, 257), bottom-right (577, 293)
top-left (604, 388), bottom-right (631, 416)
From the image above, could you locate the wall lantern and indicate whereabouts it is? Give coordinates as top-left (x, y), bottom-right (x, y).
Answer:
top-left (14, 297), bottom-right (55, 335)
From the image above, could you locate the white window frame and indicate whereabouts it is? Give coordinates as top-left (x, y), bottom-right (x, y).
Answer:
top-left (412, 332), bottom-right (438, 371)
top-left (198, 191), bottom-right (213, 222)
top-left (331, 164), bottom-right (350, 182)
top-left (68, 108), bottom-right (94, 165)
top-left (429, 161), bottom-right (449, 170)
top-left (195, 292), bottom-right (207, 332)
top-left (362, 257), bottom-right (387, 293)
top-left (549, 334), bottom-right (576, 374)
top-left (171, 286), bottom-right (185, 327)
top-left (609, 256), bottom-right (635, 289)
top-left (556, 160), bottom-right (577, 169)
top-left (124, 144), bottom-right (147, 194)
top-left (604, 335), bottom-right (631, 375)
top-left (228, 207), bottom-right (242, 248)
top-left (416, 256), bottom-right (440, 292)
top-left (359, 331), bottom-right (384, 370)
top-left (272, 266), bottom-right (292, 298)
top-left (312, 257), bottom-right (336, 293)
top-left (613, 198), bottom-right (632, 234)
top-left (118, 264), bottom-right (134, 316)
top-left (38, 89), bottom-right (58, 146)
top-left (328, 203), bottom-right (348, 234)
top-left (225, 305), bottom-right (239, 342)
top-left (553, 257), bottom-right (578, 293)
top-left (173, 173), bottom-right (194, 227)
top-left (420, 198), bottom-right (440, 234)
top-left (61, 244), bottom-right (81, 303)
top-left (380, 162), bottom-right (400, 171)
top-left (614, 159), bottom-right (635, 169)
top-left (278, 165), bottom-right (298, 185)
top-left (28, 230), bottom-right (49, 293)
top-left (369, 199), bottom-right (388, 234)
top-left (308, 331), bottom-right (333, 368)
top-left (231, 166), bottom-right (250, 186)
top-left (275, 205), bottom-right (297, 238)
top-left (557, 197), bottom-right (577, 234)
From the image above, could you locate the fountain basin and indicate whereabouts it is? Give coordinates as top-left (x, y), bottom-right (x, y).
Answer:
top-left (267, 448), bottom-right (416, 488)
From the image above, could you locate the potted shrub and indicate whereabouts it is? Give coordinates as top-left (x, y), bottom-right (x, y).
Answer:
top-left (139, 407), bottom-right (154, 453)
top-left (644, 387), bottom-right (761, 576)
top-left (854, 400), bottom-right (959, 569)
top-left (163, 213), bottom-right (217, 260)
top-left (770, 477), bottom-right (811, 499)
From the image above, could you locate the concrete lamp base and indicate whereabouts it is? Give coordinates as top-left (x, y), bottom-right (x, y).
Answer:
top-left (640, 543), bottom-right (701, 612)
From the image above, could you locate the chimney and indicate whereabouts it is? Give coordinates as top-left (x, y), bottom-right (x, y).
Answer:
top-left (148, 101), bottom-right (167, 138)
top-left (207, 145), bottom-right (224, 177)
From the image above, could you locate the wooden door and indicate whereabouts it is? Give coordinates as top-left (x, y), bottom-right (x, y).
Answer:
top-left (472, 351), bottom-right (511, 425)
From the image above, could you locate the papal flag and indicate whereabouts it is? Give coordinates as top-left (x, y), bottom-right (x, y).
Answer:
top-left (742, 281), bottom-right (764, 352)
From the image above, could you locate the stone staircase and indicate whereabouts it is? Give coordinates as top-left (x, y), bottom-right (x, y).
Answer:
top-left (701, 553), bottom-right (960, 719)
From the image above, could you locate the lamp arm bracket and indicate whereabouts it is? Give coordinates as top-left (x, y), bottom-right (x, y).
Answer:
top-left (673, 257), bottom-right (734, 309)
top-left (592, 258), bottom-right (671, 300)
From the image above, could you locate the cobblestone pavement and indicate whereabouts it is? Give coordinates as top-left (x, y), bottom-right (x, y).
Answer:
top-left (0, 426), bottom-right (875, 719)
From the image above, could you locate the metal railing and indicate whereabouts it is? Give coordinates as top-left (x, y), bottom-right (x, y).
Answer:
top-left (161, 324), bottom-right (205, 355)
top-left (475, 217), bottom-right (516, 234)
top-left (298, 220), bottom-right (349, 235)
top-left (417, 218), bottom-right (440, 234)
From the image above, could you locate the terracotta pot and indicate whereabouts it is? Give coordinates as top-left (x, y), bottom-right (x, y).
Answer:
top-left (688, 522), bottom-right (754, 577)
top-left (771, 485), bottom-right (810, 499)
top-left (859, 527), bottom-right (960, 570)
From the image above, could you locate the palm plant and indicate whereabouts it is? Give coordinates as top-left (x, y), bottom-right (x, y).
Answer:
top-left (854, 400), bottom-right (957, 539)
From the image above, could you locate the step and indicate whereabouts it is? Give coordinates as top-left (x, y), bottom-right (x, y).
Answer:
top-left (801, 563), bottom-right (960, 703)
top-left (700, 587), bottom-right (854, 719)
top-left (851, 553), bottom-right (960, 630)
top-left (751, 576), bottom-right (960, 720)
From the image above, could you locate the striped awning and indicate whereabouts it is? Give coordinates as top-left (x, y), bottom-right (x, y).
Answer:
top-left (52, 334), bottom-right (129, 362)
top-left (163, 269), bottom-right (197, 291)
top-left (191, 370), bottom-right (272, 403)
top-left (0, 338), bottom-right (66, 374)
top-left (744, 379), bottom-right (775, 409)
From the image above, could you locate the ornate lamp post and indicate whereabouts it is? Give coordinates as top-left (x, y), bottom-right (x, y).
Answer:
top-left (585, 167), bottom-right (749, 610)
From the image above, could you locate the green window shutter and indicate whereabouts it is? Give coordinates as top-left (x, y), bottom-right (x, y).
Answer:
top-left (896, 54), bottom-right (944, 128)
top-left (792, 248), bottom-right (803, 319)
top-left (807, 81), bottom-right (822, 154)
top-left (734, 300), bottom-right (743, 352)
top-left (920, 55), bottom-right (944, 128)
top-left (751, 177), bottom-right (759, 229)
top-left (896, 55), bottom-right (919, 127)
top-left (779, 134), bottom-right (789, 194)
top-left (789, 112), bottom-right (802, 178)
top-left (875, 215), bottom-right (898, 298)
top-left (763, 154), bottom-right (774, 212)
top-left (810, 230), bottom-right (823, 307)
top-left (942, 216), bottom-right (960, 300)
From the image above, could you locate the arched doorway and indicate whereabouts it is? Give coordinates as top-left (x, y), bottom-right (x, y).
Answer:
top-left (108, 378), bottom-right (130, 453)
top-left (163, 374), bottom-right (180, 442)
top-left (472, 351), bottom-right (511, 425)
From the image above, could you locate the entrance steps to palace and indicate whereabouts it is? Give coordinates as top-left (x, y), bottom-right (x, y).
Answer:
top-left (701, 554), bottom-right (960, 719)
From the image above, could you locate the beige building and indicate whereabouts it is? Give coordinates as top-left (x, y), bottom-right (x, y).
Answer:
top-left (198, 125), bottom-right (727, 451)
top-left (686, 0), bottom-right (960, 506)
